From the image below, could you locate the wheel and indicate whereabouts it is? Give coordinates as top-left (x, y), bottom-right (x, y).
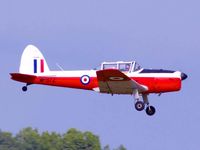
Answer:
top-left (135, 101), bottom-right (145, 111)
top-left (146, 106), bottom-right (156, 116)
top-left (22, 86), bottom-right (27, 92)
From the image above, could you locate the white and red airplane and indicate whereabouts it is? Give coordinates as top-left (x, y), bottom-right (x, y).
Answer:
top-left (10, 45), bottom-right (187, 116)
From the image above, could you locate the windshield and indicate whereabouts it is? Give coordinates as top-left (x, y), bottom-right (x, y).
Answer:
top-left (134, 62), bottom-right (141, 71)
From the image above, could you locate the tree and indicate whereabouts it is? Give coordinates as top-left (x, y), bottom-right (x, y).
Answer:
top-left (0, 127), bottom-right (126, 150)
top-left (103, 144), bottom-right (127, 150)
top-left (15, 127), bottom-right (42, 150)
top-left (0, 131), bottom-right (18, 150)
top-left (62, 128), bottom-right (101, 150)
top-left (103, 145), bottom-right (110, 150)
top-left (83, 131), bottom-right (101, 150)
top-left (114, 145), bottom-right (127, 150)
top-left (40, 131), bottom-right (63, 150)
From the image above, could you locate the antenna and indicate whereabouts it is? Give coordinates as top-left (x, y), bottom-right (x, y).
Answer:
top-left (56, 63), bottom-right (64, 71)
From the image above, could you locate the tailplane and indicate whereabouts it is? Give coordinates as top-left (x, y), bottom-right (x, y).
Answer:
top-left (19, 45), bottom-right (50, 75)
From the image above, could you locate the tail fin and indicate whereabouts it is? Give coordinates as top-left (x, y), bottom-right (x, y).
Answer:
top-left (19, 45), bottom-right (50, 75)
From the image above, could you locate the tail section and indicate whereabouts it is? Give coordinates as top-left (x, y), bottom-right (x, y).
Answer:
top-left (19, 45), bottom-right (50, 75)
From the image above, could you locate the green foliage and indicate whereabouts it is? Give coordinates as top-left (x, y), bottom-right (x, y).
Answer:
top-left (40, 131), bottom-right (63, 150)
top-left (0, 128), bottom-right (126, 150)
top-left (63, 128), bottom-right (101, 150)
top-left (103, 144), bottom-right (127, 150)
top-left (103, 145), bottom-right (111, 150)
top-left (15, 127), bottom-right (42, 150)
top-left (0, 131), bottom-right (18, 150)
top-left (113, 145), bottom-right (127, 150)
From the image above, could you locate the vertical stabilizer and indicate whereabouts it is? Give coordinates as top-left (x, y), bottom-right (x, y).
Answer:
top-left (19, 45), bottom-right (50, 75)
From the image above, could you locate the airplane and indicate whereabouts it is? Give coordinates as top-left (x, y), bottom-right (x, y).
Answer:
top-left (10, 45), bottom-right (188, 116)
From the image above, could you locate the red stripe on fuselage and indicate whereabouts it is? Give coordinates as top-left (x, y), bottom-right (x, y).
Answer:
top-left (32, 76), bottom-right (182, 93)
top-left (35, 76), bottom-right (98, 90)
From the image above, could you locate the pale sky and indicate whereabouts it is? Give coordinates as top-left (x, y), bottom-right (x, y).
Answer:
top-left (0, 0), bottom-right (199, 149)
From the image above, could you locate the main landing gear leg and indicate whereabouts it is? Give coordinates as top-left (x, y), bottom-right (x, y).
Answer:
top-left (133, 90), bottom-right (156, 116)
top-left (142, 94), bottom-right (156, 116)
top-left (22, 83), bottom-right (31, 92)
top-left (133, 90), bottom-right (145, 111)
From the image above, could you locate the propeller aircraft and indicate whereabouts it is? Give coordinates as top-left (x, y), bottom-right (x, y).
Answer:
top-left (10, 45), bottom-right (188, 116)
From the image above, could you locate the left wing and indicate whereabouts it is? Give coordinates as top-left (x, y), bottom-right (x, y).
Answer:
top-left (96, 69), bottom-right (148, 94)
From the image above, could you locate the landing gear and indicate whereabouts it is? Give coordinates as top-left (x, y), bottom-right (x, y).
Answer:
top-left (22, 86), bottom-right (28, 92)
top-left (22, 83), bottom-right (31, 92)
top-left (133, 89), bottom-right (145, 111)
top-left (146, 106), bottom-right (156, 116)
top-left (135, 101), bottom-right (145, 111)
top-left (133, 90), bottom-right (156, 116)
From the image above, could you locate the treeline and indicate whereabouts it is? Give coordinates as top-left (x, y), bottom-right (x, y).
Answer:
top-left (0, 127), bottom-right (126, 150)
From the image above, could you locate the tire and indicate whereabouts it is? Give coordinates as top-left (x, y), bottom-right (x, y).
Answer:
top-left (135, 101), bottom-right (145, 111)
top-left (146, 106), bottom-right (156, 116)
top-left (22, 86), bottom-right (27, 92)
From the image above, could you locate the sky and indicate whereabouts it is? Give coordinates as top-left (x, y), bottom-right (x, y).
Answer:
top-left (0, 0), bottom-right (199, 149)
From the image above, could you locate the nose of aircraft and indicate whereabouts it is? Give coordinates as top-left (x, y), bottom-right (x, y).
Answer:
top-left (181, 72), bottom-right (188, 80)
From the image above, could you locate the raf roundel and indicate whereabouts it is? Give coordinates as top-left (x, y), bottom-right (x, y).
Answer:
top-left (80, 75), bottom-right (90, 85)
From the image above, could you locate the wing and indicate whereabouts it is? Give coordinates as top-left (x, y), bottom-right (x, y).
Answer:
top-left (96, 69), bottom-right (148, 94)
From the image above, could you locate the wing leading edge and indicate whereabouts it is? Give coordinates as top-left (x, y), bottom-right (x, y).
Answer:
top-left (96, 69), bottom-right (148, 94)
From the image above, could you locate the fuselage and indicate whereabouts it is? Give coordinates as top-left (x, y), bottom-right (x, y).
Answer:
top-left (11, 68), bottom-right (184, 94)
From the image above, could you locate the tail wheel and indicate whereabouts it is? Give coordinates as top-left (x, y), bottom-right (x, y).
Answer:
top-left (22, 86), bottom-right (28, 92)
top-left (146, 106), bottom-right (156, 116)
top-left (135, 101), bottom-right (145, 111)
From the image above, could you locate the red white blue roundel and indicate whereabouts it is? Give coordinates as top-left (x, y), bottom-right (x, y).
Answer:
top-left (80, 75), bottom-right (90, 85)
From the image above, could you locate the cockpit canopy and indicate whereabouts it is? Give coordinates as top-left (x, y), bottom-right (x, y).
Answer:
top-left (101, 61), bottom-right (142, 72)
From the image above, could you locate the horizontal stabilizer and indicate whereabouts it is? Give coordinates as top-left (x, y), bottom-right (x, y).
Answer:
top-left (10, 73), bottom-right (36, 83)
